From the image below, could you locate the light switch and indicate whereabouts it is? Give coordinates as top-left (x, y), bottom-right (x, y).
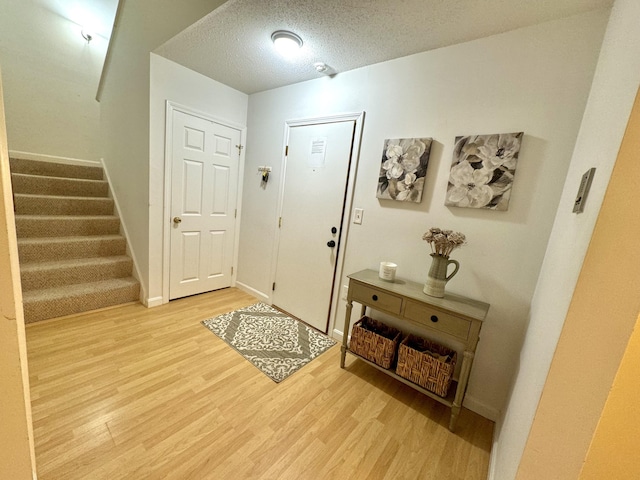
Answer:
top-left (353, 208), bottom-right (364, 224)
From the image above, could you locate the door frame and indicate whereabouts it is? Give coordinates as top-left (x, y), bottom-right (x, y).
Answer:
top-left (162, 101), bottom-right (247, 303)
top-left (270, 111), bottom-right (365, 333)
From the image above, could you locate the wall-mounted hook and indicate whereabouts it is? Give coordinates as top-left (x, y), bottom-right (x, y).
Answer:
top-left (258, 166), bottom-right (272, 185)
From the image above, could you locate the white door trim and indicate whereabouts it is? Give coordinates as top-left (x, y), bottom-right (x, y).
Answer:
top-left (270, 111), bottom-right (365, 334)
top-left (162, 101), bottom-right (246, 304)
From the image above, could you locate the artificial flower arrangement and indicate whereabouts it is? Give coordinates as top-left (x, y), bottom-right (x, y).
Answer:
top-left (422, 227), bottom-right (466, 257)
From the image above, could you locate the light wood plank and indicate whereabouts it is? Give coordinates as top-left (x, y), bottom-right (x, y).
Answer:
top-left (27, 287), bottom-right (493, 479)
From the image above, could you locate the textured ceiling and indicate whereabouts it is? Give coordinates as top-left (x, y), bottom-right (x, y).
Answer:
top-left (155, 0), bottom-right (613, 95)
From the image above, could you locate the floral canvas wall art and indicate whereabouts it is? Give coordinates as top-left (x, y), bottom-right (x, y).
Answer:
top-left (377, 137), bottom-right (433, 203)
top-left (445, 132), bottom-right (524, 210)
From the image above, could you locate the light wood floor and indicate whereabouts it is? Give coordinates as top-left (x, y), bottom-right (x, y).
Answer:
top-left (26, 288), bottom-right (494, 479)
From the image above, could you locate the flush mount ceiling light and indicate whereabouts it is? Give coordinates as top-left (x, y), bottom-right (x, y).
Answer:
top-left (271, 30), bottom-right (303, 56)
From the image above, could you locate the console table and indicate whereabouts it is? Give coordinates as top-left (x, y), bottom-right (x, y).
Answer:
top-left (340, 269), bottom-right (489, 431)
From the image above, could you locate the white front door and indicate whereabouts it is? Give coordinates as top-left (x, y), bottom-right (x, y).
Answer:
top-left (272, 121), bottom-right (356, 332)
top-left (169, 110), bottom-right (240, 300)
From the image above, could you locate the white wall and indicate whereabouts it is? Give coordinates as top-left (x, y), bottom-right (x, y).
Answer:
top-left (149, 54), bottom-right (248, 304)
top-left (100, 0), bottom-right (227, 297)
top-left (0, 1), bottom-right (108, 160)
top-left (491, 0), bottom-right (640, 478)
top-left (238, 10), bottom-right (609, 419)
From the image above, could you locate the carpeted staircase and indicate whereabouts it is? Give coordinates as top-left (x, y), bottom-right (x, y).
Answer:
top-left (10, 158), bottom-right (140, 323)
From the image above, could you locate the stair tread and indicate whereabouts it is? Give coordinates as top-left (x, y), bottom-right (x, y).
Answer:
top-left (18, 234), bottom-right (123, 245)
top-left (15, 214), bottom-right (118, 220)
top-left (20, 255), bottom-right (132, 272)
top-left (11, 172), bottom-right (108, 184)
top-left (9, 159), bottom-right (103, 180)
top-left (14, 193), bottom-right (111, 201)
top-left (22, 277), bottom-right (139, 303)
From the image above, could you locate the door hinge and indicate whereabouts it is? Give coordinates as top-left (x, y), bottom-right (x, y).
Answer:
top-left (285, 145), bottom-right (289, 156)
top-left (235, 144), bottom-right (244, 155)
top-left (272, 282), bottom-right (276, 291)
top-left (278, 217), bottom-right (282, 228)
top-left (234, 209), bottom-right (237, 218)
top-left (231, 266), bottom-right (234, 275)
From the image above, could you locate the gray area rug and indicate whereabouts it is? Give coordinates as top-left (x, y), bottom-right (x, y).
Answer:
top-left (201, 303), bottom-right (337, 382)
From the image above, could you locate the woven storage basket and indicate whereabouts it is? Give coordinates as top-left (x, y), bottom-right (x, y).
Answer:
top-left (396, 334), bottom-right (457, 397)
top-left (349, 316), bottom-right (401, 369)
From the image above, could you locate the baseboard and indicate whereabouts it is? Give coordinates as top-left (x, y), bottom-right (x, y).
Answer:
top-left (100, 158), bottom-right (148, 302)
top-left (235, 281), bottom-right (269, 302)
top-left (9, 150), bottom-right (101, 167)
top-left (463, 394), bottom-right (499, 422)
top-left (145, 296), bottom-right (164, 308)
top-left (487, 414), bottom-right (502, 480)
top-left (332, 328), bottom-right (345, 343)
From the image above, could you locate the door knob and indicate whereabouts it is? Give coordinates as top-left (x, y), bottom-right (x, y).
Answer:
top-left (173, 216), bottom-right (182, 224)
top-left (327, 240), bottom-right (336, 248)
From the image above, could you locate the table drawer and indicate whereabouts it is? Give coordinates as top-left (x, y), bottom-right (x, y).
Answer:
top-left (350, 282), bottom-right (402, 315)
top-left (403, 299), bottom-right (471, 340)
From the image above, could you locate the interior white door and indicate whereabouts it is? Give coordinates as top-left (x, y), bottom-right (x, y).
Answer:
top-left (272, 121), bottom-right (356, 332)
top-left (169, 110), bottom-right (240, 300)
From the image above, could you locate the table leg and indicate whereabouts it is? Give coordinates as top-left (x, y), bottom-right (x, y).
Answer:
top-left (340, 298), bottom-right (353, 368)
top-left (449, 350), bottom-right (475, 431)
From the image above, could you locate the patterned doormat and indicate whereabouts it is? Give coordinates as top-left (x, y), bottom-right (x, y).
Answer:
top-left (201, 303), bottom-right (337, 383)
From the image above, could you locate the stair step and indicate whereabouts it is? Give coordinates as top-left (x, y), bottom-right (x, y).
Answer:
top-left (20, 256), bottom-right (133, 291)
top-left (11, 173), bottom-right (109, 197)
top-left (18, 235), bottom-right (127, 263)
top-left (10, 159), bottom-right (140, 322)
top-left (13, 194), bottom-right (114, 216)
top-left (9, 158), bottom-right (104, 180)
top-left (22, 277), bottom-right (140, 323)
top-left (15, 215), bottom-right (120, 237)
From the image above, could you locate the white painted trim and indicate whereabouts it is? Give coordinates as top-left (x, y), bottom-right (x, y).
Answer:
top-left (162, 101), bottom-right (246, 304)
top-left (270, 111), bottom-right (365, 334)
top-left (9, 150), bottom-right (101, 167)
top-left (487, 415), bottom-right (502, 480)
top-left (285, 112), bottom-right (367, 127)
top-left (235, 281), bottom-right (270, 302)
top-left (145, 296), bottom-right (164, 308)
top-left (100, 157), bottom-right (147, 304)
top-left (232, 127), bottom-right (247, 289)
top-left (266, 126), bottom-right (291, 306)
top-left (329, 113), bottom-right (365, 335)
top-left (332, 328), bottom-right (345, 343)
top-left (463, 394), bottom-right (500, 421)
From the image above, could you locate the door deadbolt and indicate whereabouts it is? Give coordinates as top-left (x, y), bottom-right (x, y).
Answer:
top-left (173, 217), bottom-right (182, 224)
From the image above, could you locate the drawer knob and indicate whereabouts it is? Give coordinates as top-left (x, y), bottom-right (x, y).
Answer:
top-left (430, 315), bottom-right (439, 323)
top-left (372, 295), bottom-right (378, 301)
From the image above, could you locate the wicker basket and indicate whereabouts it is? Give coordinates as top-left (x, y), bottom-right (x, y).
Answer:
top-left (349, 316), bottom-right (401, 369)
top-left (396, 334), bottom-right (457, 397)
